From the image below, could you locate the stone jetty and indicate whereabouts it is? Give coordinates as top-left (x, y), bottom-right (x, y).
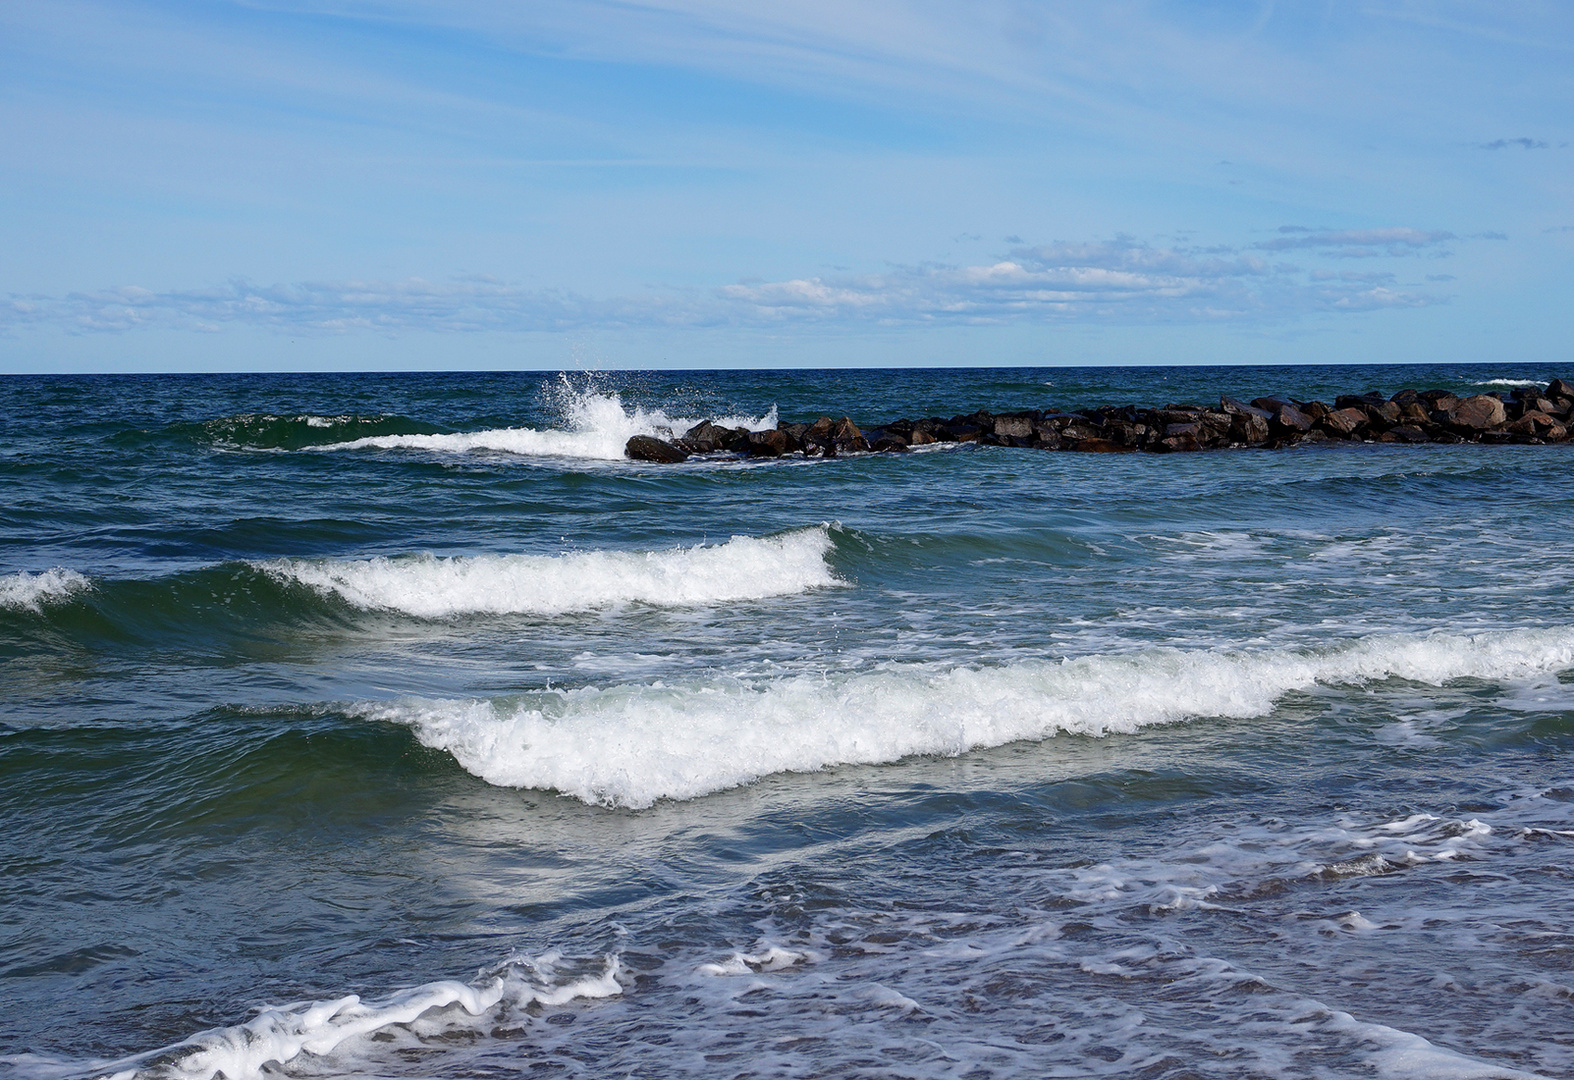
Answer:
top-left (626, 379), bottom-right (1574, 461)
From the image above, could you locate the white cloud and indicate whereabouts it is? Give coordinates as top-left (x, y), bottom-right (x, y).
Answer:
top-left (3, 233), bottom-right (1448, 337)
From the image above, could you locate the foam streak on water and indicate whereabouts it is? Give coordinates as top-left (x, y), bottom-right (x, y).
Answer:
top-left (368, 626), bottom-right (1574, 807)
top-left (257, 527), bottom-right (839, 617)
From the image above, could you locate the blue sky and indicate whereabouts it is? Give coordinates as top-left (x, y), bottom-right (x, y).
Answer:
top-left (2, 1), bottom-right (1571, 372)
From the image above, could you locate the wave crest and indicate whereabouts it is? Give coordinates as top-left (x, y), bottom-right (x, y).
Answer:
top-left (334, 386), bottom-right (776, 461)
top-left (0, 568), bottom-right (91, 612)
top-left (366, 627), bottom-right (1574, 808)
top-left (258, 527), bottom-right (840, 618)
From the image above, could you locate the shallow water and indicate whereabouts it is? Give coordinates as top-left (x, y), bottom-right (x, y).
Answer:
top-left (2, 364), bottom-right (1573, 1079)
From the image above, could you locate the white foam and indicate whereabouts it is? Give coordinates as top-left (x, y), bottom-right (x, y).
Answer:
top-left (331, 386), bottom-right (776, 461)
top-left (365, 626), bottom-right (1574, 808)
top-left (258, 527), bottom-right (839, 618)
top-left (95, 955), bottom-right (621, 1080)
top-left (1472, 378), bottom-right (1545, 388)
top-left (0, 568), bottom-right (90, 611)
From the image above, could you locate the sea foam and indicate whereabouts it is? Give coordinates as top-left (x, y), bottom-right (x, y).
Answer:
top-left (258, 527), bottom-right (839, 618)
top-left (332, 387), bottom-right (775, 461)
top-left (92, 955), bottom-right (622, 1080)
top-left (0, 568), bottom-right (91, 611)
top-left (365, 626), bottom-right (1574, 807)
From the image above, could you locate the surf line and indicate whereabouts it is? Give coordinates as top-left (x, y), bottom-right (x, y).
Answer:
top-left (626, 378), bottom-right (1574, 461)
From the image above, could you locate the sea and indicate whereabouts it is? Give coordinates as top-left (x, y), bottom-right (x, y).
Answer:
top-left (3, 363), bottom-right (1573, 1080)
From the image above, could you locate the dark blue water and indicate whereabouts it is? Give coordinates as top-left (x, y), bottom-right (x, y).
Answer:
top-left (3, 364), bottom-right (1573, 1079)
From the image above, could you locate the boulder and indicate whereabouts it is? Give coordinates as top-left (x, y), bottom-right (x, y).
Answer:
top-left (1271, 404), bottom-right (1313, 433)
top-left (909, 428), bottom-right (937, 446)
top-left (1073, 438), bottom-right (1131, 452)
top-left (746, 429), bottom-right (791, 457)
top-left (869, 436), bottom-right (910, 453)
top-left (1452, 395), bottom-right (1507, 430)
top-left (1548, 379), bottom-right (1574, 400)
top-left (830, 417), bottom-right (863, 442)
top-left (1221, 396), bottom-right (1273, 420)
top-left (625, 435), bottom-right (689, 463)
top-left (1321, 408), bottom-right (1367, 438)
top-left (682, 420), bottom-right (735, 452)
top-left (1384, 424), bottom-right (1431, 443)
top-left (1506, 410), bottom-right (1560, 438)
top-left (994, 415), bottom-right (1035, 439)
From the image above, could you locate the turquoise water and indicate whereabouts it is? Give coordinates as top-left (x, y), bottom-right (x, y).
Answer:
top-left (3, 364), bottom-right (1573, 1079)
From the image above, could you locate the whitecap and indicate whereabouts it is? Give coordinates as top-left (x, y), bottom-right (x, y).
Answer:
top-left (330, 383), bottom-right (776, 462)
top-left (0, 568), bottom-right (91, 611)
top-left (363, 626), bottom-right (1574, 808)
top-left (258, 527), bottom-right (840, 618)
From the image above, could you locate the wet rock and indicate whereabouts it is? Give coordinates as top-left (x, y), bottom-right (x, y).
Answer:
top-left (1548, 379), bottom-right (1574, 400)
top-left (909, 427), bottom-right (937, 446)
top-left (942, 422), bottom-right (984, 442)
top-left (1337, 392), bottom-right (1389, 411)
top-left (1321, 408), bottom-right (1367, 438)
top-left (869, 435), bottom-right (910, 453)
top-left (1073, 438), bottom-right (1132, 452)
top-left (994, 415), bottom-right (1035, 439)
top-left (681, 420), bottom-right (734, 452)
top-left (1270, 404), bottom-right (1313, 434)
top-left (1506, 410), bottom-right (1562, 438)
top-left (746, 429), bottom-right (791, 457)
top-left (625, 435), bottom-right (689, 462)
top-left (1419, 390), bottom-right (1461, 413)
top-left (1452, 395), bottom-right (1507, 431)
top-left (830, 417), bottom-right (863, 442)
top-left (1382, 424), bottom-right (1431, 443)
top-left (1390, 389), bottom-right (1422, 408)
top-left (1221, 396), bottom-right (1274, 420)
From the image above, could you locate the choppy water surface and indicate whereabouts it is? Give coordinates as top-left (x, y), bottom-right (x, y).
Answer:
top-left (3, 364), bottom-right (1573, 1079)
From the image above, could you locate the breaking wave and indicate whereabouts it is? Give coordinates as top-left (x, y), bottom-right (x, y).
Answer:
top-left (332, 388), bottom-right (776, 461)
top-left (0, 568), bottom-right (91, 611)
top-left (258, 527), bottom-right (840, 618)
top-left (365, 626), bottom-right (1574, 808)
top-left (85, 953), bottom-right (622, 1080)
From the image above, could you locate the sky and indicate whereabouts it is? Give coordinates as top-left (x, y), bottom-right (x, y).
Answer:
top-left (1, 1), bottom-right (1571, 372)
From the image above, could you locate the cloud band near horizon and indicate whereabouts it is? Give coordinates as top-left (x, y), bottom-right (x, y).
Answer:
top-left (4, 232), bottom-right (1454, 337)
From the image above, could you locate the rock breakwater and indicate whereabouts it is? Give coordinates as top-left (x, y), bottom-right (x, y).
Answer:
top-left (626, 379), bottom-right (1574, 461)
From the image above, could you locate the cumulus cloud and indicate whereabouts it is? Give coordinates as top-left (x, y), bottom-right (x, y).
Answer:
top-left (3, 233), bottom-right (1455, 337)
top-left (1253, 227), bottom-right (1455, 258)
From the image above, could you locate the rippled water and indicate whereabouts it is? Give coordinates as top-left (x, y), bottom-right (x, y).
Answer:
top-left (2, 364), bottom-right (1573, 1079)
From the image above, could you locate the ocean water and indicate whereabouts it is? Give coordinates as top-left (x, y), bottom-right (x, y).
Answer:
top-left (2, 363), bottom-right (1573, 1080)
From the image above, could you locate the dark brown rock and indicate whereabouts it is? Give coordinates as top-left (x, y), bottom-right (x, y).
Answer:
top-left (830, 417), bottom-right (862, 442)
top-left (869, 436), bottom-right (910, 453)
top-left (746, 429), bottom-right (791, 457)
top-left (1384, 424), bottom-right (1431, 443)
top-left (625, 435), bottom-right (689, 463)
top-left (1322, 408), bottom-right (1367, 438)
top-left (1452, 395), bottom-right (1507, 430)
top-left (1074, 438), bottom-right (1132, 452)
top-left (1548, 379), bottom-right (1574, 400)
top-left (1271, 404), bottom-right (1313, 433)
